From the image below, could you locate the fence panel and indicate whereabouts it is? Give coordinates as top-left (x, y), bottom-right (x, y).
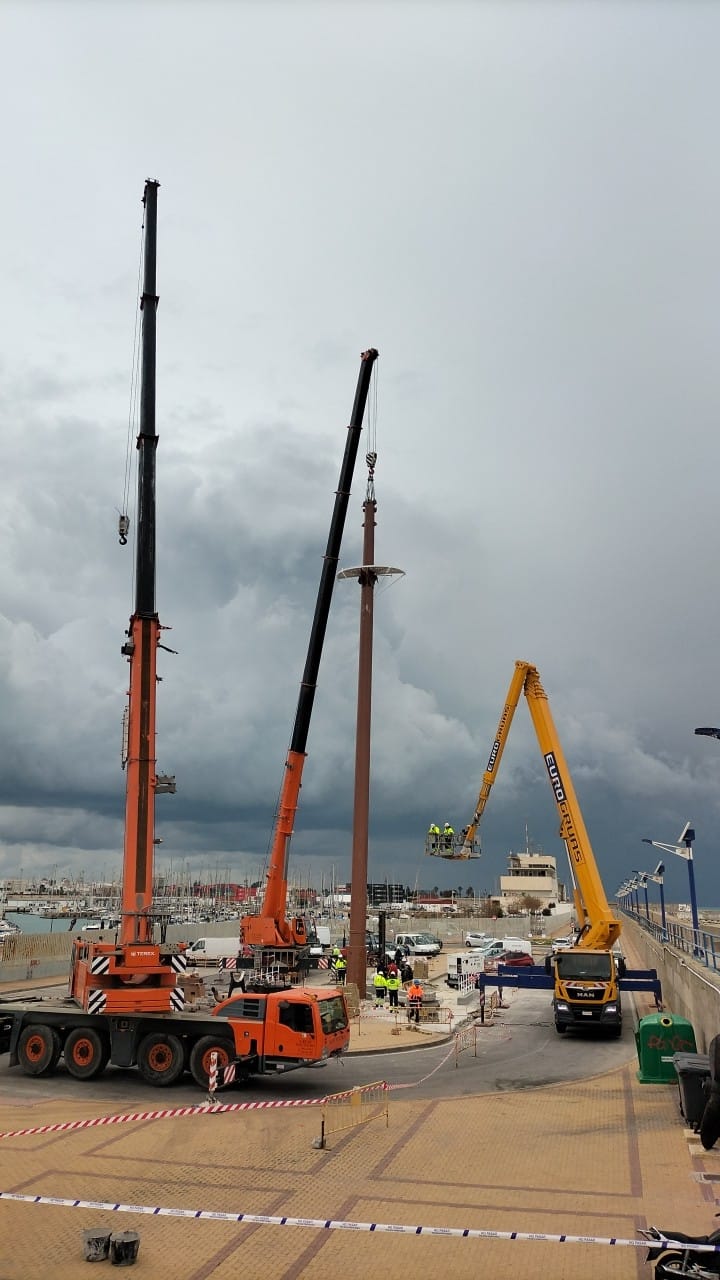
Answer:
top-left (316, 1080), bottom-right (389, 1149)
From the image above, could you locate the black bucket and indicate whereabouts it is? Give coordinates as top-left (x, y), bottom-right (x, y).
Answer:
top-left (109, 1231), bottom-right (140, 1266)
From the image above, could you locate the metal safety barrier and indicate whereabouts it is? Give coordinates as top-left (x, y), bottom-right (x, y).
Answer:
top-left (314, 1080), bottom-right (389, 1149)
top-left (454, 995), bottom-right (503, 1064)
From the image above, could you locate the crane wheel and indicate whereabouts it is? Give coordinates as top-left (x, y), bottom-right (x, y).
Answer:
top-left (64, 1027), bottom-right (109, 1080)
top-left (17, 1024), bottom-right (62, 1077)
top-left (189, 1036), bottom-right (233, 1090)
top-left (137, 1033), bottom-right (185, 1086)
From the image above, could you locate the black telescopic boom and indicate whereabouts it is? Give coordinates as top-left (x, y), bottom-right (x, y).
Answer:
top-left (289, 348), bottom-right (378, 755)
top-left (135, 179), bottom-right (160, 618)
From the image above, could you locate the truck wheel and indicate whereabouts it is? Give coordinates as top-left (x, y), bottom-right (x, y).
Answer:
top-left (17, 1024), bottom-right (61, 1076)
top-left (555, 1022), bottom-right (567, 1034)
top-left (189, 1036), bottom-right (232, 1090)
top-left (63, 1027), bottom-right (109, 1080)
top-left (137, 1033), bottom-right (185, 1086)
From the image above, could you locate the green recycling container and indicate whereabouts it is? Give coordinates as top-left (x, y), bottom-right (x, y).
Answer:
top-left (636, 1012), bottom-right (697, 1084)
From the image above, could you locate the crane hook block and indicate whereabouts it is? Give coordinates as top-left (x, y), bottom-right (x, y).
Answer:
top-left (118, 514), bottom-right (130, 546)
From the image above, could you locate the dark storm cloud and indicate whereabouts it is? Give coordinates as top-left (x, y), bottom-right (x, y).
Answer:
top-left (1, 0), bottom-right (720, 914)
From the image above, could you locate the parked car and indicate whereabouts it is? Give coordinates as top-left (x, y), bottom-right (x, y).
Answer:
top-left (551, 936), bottom-right (575, 952)
top-left (465, 931), bottom-right (493, 948)
top-left (501, 951), bottom-right (535, 967)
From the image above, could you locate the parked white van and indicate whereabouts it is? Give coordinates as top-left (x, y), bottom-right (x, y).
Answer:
top-left (500, 936), bottom-right (531, 953)
top-left (392, 933), bottom-right (441, 956)
top-left (185, 937), bottom-right (240, 966)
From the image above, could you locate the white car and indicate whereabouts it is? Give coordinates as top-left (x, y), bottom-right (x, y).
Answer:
top-left (551, 936), bottom-right (574, 952)
top-left (465, 931), bottom-right (493, 948)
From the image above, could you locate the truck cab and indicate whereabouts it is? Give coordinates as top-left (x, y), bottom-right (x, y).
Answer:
top-left (211, 986), bottom-right (349, 1079)
top-left (550, 948), bottom-right (625, 1036)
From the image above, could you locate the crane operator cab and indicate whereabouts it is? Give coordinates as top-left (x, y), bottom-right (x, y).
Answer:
top-left (425, 823), bottom-right (480, 859)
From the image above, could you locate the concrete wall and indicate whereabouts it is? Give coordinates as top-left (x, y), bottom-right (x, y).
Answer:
top-left (0, 932), bottom-right (74, 984)
top-left (623, 918), bottom-right (720, 1052)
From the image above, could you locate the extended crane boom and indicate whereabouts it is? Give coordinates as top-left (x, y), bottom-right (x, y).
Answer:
top-left (119, 178), bottom-right (174, 947)
top-left (469, 661), bottom-right (638, 1035)
top-left (241, 349), bottom-right (379, 970)
top-left (69, 179), bottom-right (183, 1017)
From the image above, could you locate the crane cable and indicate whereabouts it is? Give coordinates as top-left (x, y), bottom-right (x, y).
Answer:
top-left (118, 215), bottom-right (145, 570)
top-left (365, 357), bottom-right (378, 501)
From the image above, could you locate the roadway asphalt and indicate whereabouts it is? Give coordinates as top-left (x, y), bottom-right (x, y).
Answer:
top-left (0, 939), bottom-right (717, 1278)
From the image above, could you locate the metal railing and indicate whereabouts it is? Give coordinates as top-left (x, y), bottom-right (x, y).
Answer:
top-left (619, 904), bottom-right (720, 971)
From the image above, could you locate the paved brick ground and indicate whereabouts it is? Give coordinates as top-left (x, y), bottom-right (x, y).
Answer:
top-left (1, 939), bottom-right (715, 1278)
top-left (1, 1048), bottom-right (718, 1279)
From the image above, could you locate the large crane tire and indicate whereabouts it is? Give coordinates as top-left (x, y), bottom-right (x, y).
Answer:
top-left (17, 1024), bottom-right (61, 1076)
top-left (64, 1027), bottom-right (109, 1080)
top-left (189, 1036), bottom-right (233, 1090)
top-left (137, 1032), bottom-right (185, 1086)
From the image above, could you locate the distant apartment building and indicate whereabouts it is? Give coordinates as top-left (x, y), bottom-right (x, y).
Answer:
top-left (498, 851), bottom-right (566, 909)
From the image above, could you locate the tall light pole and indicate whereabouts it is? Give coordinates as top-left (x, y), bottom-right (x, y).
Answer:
top-left (633, 871), bottom-right (650, 920)
top-left (646, 861), bottom-right (667, 937)
top-left (642, 824), bottom-right (699, 947)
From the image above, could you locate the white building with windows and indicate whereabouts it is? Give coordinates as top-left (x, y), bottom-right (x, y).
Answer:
top-left (498, 850), bottom-right (566, 910)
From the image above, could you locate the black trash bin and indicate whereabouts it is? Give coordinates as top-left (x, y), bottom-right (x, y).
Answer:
top-left (672, 1052), bottom-right (711, 1128)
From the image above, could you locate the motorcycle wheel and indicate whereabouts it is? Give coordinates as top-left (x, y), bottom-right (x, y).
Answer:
top-left (655, 1256), bottom-right (719, 1277)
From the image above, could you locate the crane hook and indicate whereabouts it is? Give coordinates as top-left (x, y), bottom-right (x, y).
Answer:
top-left (118, 514), bottom-right (130, 546)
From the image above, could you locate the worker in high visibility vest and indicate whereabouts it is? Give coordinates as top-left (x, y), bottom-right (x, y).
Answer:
top-left (407, 979), bottom-right (423, 1023)
top-left (334, 954), bottom-right (347, 984)
top-left (443, 822), bottom-right (454, 850)
top-left (428, 822), bottom-right (440, 850)
top-left (386, 968), bottom-right (401, 1008)
top-left (372, 968), bottom-right (388, 1005)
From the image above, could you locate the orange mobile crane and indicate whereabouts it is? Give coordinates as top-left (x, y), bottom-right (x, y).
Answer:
top-left (69, 178), bottom-right (183, 1020)
top-left (241, 348), bottom-right (379, 975)
top-left (0, 183), bottom-right (351, 1089)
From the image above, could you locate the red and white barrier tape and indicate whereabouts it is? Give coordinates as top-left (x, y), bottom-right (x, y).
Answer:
top-left (0, 1096), bottom-right (321, 1142)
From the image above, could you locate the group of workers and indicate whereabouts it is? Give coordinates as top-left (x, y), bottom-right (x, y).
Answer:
top-left (329, 945), bottom-right (424, 1022)
top-left (372, 959), bottom-right (424, 1022)
top-left (428, 821), bottom-right (455, 851)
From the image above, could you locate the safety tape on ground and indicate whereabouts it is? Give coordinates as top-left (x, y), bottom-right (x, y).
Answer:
top-left (1, 1191), bottom-right (717, 1251)
top-left (0, 1097), bottom-right (321, 1142)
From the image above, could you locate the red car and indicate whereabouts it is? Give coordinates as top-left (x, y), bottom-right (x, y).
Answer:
top-left (502, 951), bottom-right (535, 967)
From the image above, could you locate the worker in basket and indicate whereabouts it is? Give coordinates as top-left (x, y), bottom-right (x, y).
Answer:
top-left (443, 821), bottom-right (454, 851)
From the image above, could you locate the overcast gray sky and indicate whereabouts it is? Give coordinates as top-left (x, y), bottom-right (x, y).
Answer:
top-left (2, 0), bottom-right (720, 914)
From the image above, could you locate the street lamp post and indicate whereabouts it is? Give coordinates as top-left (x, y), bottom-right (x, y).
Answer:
top-left (633, 872), bottom-right (650, 920)
top-left (642, 824), bottom-right (699, 950)
top-left (646, 862), bottom-right (667, 938)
